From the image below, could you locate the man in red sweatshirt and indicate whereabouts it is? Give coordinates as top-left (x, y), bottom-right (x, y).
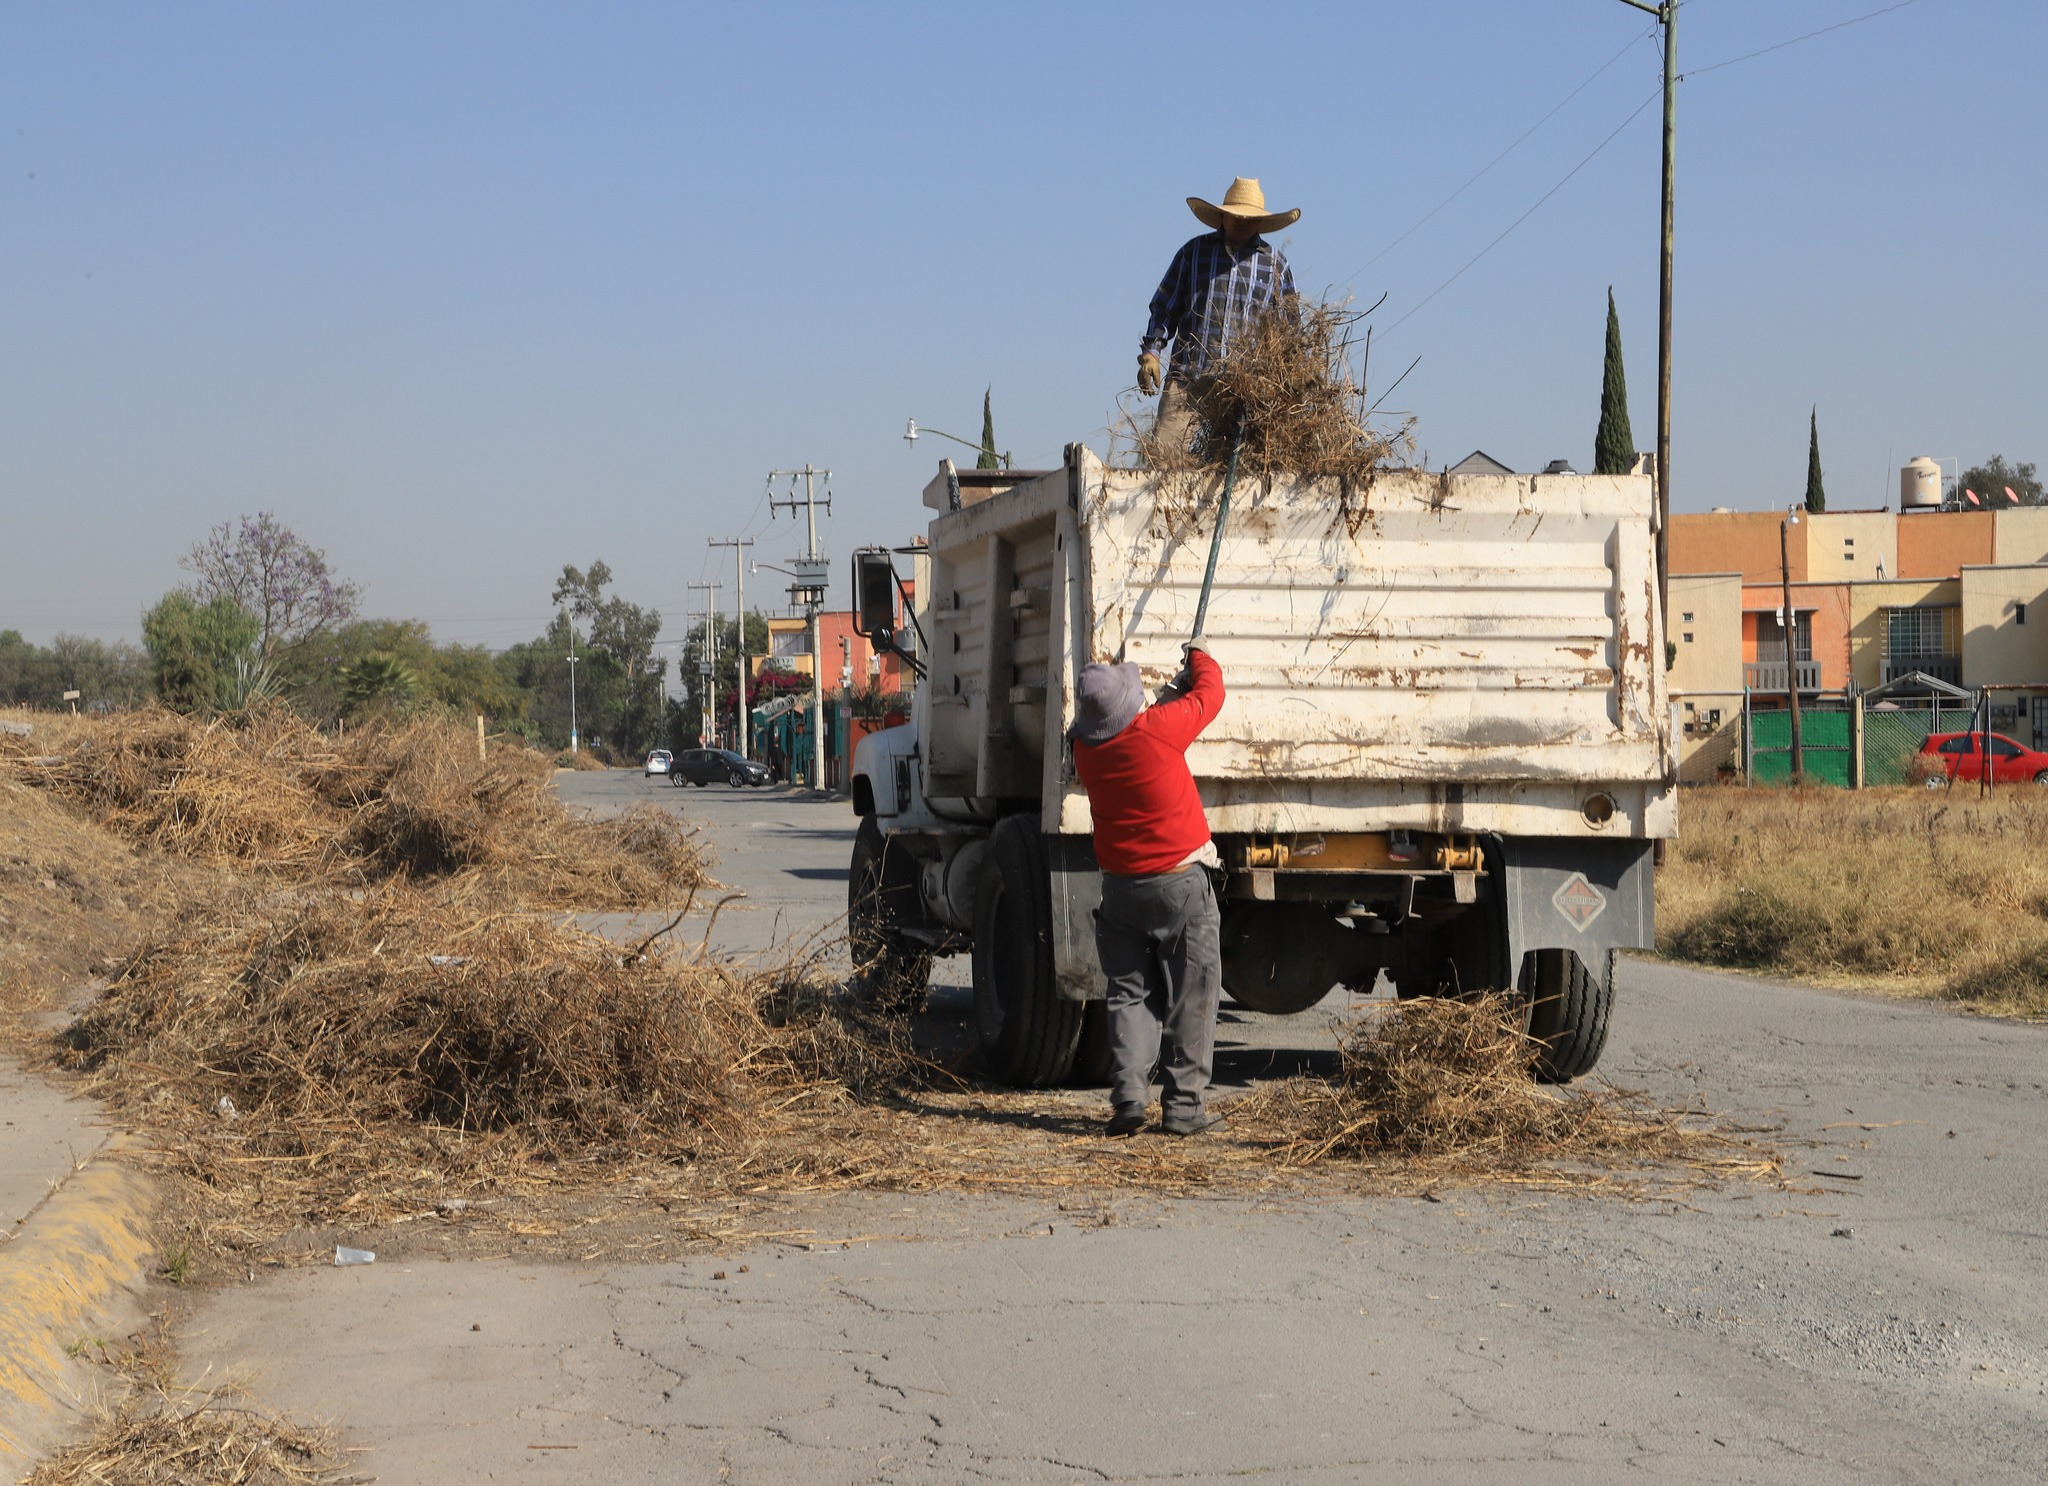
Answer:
top-left (1070, 642), bottom-right (1226, 1136)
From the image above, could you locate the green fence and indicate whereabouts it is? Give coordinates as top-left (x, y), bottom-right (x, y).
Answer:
top-left (1746, 702), bottom-right (1976, 787)
top-left (1749, 708), bottom-right (1851, 786)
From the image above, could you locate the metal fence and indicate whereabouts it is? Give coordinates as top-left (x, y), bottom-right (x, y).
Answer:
top-left (1743, 696), bottom-right (1976, 788)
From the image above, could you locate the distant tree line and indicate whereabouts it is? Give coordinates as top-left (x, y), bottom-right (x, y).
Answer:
top-left (0, 513), bottom-right (696, 760)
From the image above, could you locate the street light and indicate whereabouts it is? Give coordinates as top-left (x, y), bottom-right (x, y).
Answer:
top-left (1780, 508), bottom-right (1803, 785)
top-left (566, 625), bottom-right (580, 754)
top-left (903, 417), bottom-right (1011, 471)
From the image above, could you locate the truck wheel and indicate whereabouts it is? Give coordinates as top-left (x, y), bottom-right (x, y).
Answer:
top-left (1522, 948), bottom-right (1610, 1083)
top-left (1069, 1000), bottom-right (1114, 1087)
top-left (972, 816), bottom-right (1082, 1086)
top-left (849, 819), bottom-right (933, 1013)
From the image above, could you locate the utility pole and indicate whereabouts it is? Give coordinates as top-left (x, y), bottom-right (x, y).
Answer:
top-left (1780, 511), bottom-right (1804, 785)
top-left (686, 580), bottom-right (722, 746)
top-left (1616, 0), bottom-right (1676, 623)
top-left (708, 538), bottom-right (754, 758)
top-left (768, 465), bottom-right (833, 791)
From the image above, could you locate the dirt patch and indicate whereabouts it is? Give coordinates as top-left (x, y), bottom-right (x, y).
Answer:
top-left (1658, 785), bottom-right (2048, 1017)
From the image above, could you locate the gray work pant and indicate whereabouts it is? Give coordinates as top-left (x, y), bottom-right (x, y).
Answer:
top-left (1094, 866), bottom-right (1222, 1117)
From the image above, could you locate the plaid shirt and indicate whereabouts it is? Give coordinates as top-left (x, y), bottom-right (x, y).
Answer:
top-left (1141, 231), bottom-right (1296, 382)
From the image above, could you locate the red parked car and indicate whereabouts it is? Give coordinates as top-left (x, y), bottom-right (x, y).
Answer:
top-left (1916, 731), bottom-right (2048, 787)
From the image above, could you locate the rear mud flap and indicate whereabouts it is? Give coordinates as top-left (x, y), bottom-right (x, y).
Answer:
top-left (1045, 834), bottom-right (1106, 1002)
top-left (1496, 836), bottom-right (1655, 996)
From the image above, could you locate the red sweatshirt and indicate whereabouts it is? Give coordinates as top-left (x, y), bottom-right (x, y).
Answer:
top-left (1072, 651), bottom-right (1224, 876)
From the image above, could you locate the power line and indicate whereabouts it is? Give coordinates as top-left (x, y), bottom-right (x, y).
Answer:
top-left (1385, 87), bottom-right (1661, 335)
top-left (1683, 0), bottom-right (1924, 78)
top-left (1339, 22), bottom-right (1656, 287)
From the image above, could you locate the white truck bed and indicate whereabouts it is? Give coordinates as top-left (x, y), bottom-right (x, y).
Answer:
top-left (916, 445), bottom-right (1674, 840)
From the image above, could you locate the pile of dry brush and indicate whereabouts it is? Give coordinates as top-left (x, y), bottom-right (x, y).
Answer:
top-left (28, 706), bottom-right (703, 907)
top-left (59, 885), bottom-right (931, 1243)
top-left (1136, 298), bottom-right (1411, 487)
top-left (1235, 994), bottom-right (1720, 1178)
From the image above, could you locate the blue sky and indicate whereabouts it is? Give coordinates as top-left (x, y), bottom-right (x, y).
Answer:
top-left (4, 0), bottom-right (2040, 651)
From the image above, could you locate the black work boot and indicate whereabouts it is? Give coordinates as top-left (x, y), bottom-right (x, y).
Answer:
top-left (1106, 1105), bottom-right (1146, 1137)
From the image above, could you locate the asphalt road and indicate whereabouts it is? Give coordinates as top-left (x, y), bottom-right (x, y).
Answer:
top-left (183, 775), bottom-right (2048, 1484)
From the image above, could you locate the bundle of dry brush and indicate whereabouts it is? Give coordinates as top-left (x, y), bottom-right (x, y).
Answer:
top-left (1136, 298), bottom-right (1412, 484)
top-left (1237, 994), bottom-right (1719, 1174)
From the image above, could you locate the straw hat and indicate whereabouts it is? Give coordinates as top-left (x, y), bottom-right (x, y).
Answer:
top-left (1188, 177), bottom-right (1300, 233)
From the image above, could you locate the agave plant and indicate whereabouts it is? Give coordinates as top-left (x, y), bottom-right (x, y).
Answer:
top-left (341, 652), bottom-right (420, 717)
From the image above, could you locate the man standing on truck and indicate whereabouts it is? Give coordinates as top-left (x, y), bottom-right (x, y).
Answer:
top-left (1070, 643), bottom-right (1227, 1136)
top-left (1137, 177), bottom-right (1300, 455)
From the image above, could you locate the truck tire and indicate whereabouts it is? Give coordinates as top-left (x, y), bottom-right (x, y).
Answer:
top-left (1522, 948), bottom-right (1610, 1083)
top-left (1070, 1000), bottom-right (1114, 1087)
top-left (849, 818), bottom-right (933, 1013)
top-left (972, 816), bottom-right (1082, 1086)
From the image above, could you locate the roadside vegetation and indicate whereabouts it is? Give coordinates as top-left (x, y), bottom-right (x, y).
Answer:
top-left (1659, 785), bottom-right (2048, 1017)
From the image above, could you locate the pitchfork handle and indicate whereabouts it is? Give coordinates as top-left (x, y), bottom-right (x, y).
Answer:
top-left (1190, 420), bottom-right (1245, 642)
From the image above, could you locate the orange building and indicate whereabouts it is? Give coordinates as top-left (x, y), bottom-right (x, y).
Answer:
top-left (1896, 509), bottom-right (1994, 579)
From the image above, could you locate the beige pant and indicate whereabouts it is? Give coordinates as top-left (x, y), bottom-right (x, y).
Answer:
top-left (1150, 378), bottom-right (1209, 461)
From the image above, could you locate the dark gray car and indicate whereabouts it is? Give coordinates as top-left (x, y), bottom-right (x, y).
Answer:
top-left (670, 748), bottom-right (772, 788)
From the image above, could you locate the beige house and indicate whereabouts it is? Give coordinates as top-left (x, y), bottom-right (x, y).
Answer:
top-left (1961, 564), bottom-right (2048, 681)
top-left (1667, 572), bottom-right (1743, 781)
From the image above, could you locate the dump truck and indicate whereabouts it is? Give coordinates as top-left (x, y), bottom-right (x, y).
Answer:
top-left (847, 444), bottom-right (1674, 1086)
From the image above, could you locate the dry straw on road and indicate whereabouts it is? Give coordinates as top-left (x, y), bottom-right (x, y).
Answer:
top-left (12, 711), bottom-right (1772, 1264)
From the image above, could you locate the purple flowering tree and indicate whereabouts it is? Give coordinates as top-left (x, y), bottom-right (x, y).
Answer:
top-left (179, 512), bottom-right (362, 667)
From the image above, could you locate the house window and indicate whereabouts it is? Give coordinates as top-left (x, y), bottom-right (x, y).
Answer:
top-left (1758, 613), bottom-right (1812, 662)
top-left (1681, 611), bottom-right (1694, 624)
top-left (1886, 606), bottom-right (1957, 661)
top-left (2018, 602), bottom-right (2028, 626)
top-left (1844, 538), bottom-right (1855, 547)
top-left (1683, 632), bottom-right (1694, 643)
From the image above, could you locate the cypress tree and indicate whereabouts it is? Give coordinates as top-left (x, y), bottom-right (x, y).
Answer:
top-left (1593, 288), bottom-right (1635, 476)
top-left (1804, 406), bottom-right (1826, 512)
top-left (977, 387), bottom-right (1000, 471)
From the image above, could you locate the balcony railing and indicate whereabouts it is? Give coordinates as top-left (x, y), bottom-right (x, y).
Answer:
top-left (1744, 660), bottom-right (1822, 691)
top-left (1882, 655), bottom-right (1960, 685)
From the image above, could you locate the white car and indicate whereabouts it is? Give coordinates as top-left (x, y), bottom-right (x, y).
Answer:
top-left (644, 750), bottom-right (673, 777)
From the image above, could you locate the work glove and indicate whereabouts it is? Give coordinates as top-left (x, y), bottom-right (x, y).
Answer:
top-left (1137, 352), bottom-right (1162, 397)
top-left (1183, 640), bottom-right (1209, 661)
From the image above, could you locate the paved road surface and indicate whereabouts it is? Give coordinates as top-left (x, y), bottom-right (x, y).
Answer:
top-left (184, 776), bottom-right (2048, 1484)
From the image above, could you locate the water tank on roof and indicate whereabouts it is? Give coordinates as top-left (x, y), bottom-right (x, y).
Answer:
top-left (1901, 456), bottom-right (1942, 511)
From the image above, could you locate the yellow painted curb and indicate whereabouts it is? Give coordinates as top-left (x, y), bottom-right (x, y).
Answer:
top-left (0, 1147), bottom-right (155, 1470)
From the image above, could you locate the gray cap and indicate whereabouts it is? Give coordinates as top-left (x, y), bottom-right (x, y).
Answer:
top-left (1070, 661), bottom-right (1143, 745)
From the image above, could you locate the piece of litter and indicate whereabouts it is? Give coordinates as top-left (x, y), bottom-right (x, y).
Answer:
top-left (427, 955), bottom-right (467, 968)
top-left (334, 1245), bottom-right (376, 1266)
top-left (215, 1095), bottom-right (238, 1120)
top-left (437, 1198), bottom-right (468, 1215)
